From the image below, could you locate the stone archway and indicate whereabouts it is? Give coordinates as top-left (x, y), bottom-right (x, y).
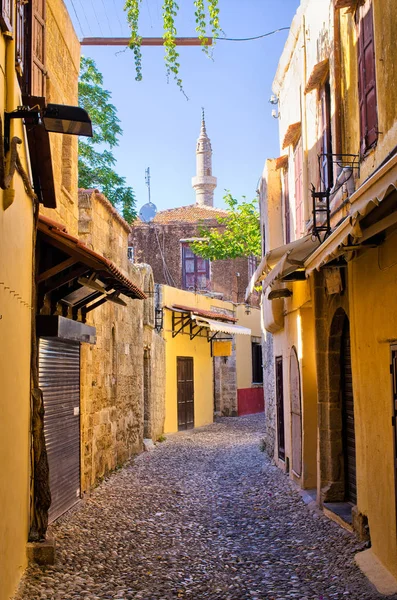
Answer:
top-left (321, 307), bottom-right (356, 503)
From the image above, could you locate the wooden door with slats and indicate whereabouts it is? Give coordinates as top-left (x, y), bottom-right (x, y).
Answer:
top-left (341, 321), bottom-right (357, 504)
top-left (177, 357), bottom-right (194, 431)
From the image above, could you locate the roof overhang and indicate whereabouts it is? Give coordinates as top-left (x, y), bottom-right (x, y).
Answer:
top-left (37, 215), bottom-right (146, 319)
top-left (165, 304), bottom-right (245, 341)
top-left (305, 59), bottom-right (329, 94)
top-left (245, 235), bottom-right (320, 300)
top-left (282, 122), bottom-right (301, 150)
top-left (305, 153), bottom-right (397, 274)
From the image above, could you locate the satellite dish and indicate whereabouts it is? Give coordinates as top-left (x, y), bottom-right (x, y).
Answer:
top-left (139, 201), bottom-right (157, 223)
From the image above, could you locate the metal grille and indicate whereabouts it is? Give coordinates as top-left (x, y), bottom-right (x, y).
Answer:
top-left (290, 348), bottom-right (302, 477)
top-left (39, 338), bottom-right (81, 523)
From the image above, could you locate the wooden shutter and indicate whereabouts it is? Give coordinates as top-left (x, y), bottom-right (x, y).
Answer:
top-left (283, 168), bottom-right (290, 244)
top-left (357, 2), bottom-right (378, 152)
top-left (294, 138), bottom-right (304, 239)
top-left (182, 243), bottom-right (209, 291)
top-left (320, 82), bottom-right (333, 191)
top-left (0, 0), bottom-right (12, 32)
top-left (22, 0), bottom-right (46, 97)
top-left (15, 0), bottom-right (25, 79)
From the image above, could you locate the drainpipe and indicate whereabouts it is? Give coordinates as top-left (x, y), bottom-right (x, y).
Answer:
top-left (333, 7), bottom-right (343, 167)
top-left (301, 14), bottom-right (310, 226)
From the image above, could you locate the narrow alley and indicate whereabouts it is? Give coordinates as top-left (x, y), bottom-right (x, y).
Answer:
top-left (15, 415), bottom-right (388, 600)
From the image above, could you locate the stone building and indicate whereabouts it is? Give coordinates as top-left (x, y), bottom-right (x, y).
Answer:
top-left (130, 113), bottom-right (256, 305)
top-left (247, 0), bottom-right (397, 588)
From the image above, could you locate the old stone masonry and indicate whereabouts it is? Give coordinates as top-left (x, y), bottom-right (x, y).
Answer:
top-left (15, 416), bottom-right (391, 600)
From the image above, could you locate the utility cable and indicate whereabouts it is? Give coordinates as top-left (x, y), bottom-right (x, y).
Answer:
top-left (217, 27), bottom-right (290, 42)
top-left (69, 0), bottom-right (85, 38)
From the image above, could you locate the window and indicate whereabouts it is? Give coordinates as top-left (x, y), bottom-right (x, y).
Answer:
top-left (320, 81), bottom-right (333, 191)
top-left (252, 342), bottom-right (263, 384)
top-left (357, 1), bottom-right (378, 153)
top-left (283, 168), bottom-right (291, 244)
top-left (181, 243), bottom-right (210, 291)
top-left (294, 137), bottom-right (304, 239)
top-left (0, 0), bottom-right (12, 32)
top-left (248, 255), bottom-right (257, 280)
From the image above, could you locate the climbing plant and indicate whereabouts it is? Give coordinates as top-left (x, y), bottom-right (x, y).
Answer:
top-left (124, 0), bottom-right (221, 93)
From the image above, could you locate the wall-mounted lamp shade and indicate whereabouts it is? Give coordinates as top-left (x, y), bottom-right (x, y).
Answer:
top-left (43, 104), bottom-right (93, 137)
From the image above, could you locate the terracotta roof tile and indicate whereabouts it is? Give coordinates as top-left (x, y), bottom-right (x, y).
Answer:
top-left (172, 304), bottom-right (237, 323)
top-left (134, 204), bottom-right (228, 225)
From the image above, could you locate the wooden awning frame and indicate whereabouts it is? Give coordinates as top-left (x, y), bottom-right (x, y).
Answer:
top-left (37, 215), bottom-right (146, 320)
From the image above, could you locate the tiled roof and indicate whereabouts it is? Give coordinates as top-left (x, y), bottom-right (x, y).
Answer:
top-left (134, 204), bottom-right (228, 225)
top-left (38, 215), bottom-right (146, 299)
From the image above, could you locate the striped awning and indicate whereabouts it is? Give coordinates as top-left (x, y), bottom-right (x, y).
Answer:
top-left (192, 315), bottom-right (251, 336)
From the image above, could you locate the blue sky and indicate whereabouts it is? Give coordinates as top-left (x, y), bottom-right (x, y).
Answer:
top-left (65, 0), bottom-right (300, 213)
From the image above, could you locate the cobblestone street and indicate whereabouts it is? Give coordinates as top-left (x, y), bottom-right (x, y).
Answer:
top-left (15, 415), bottom-right (390, 600)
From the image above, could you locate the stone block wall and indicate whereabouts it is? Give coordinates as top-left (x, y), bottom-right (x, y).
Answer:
top-left (263, 332), bottom-right (276, 457)
top-left (78, 191), bottom-right (165, 491)
top-left (130, 222), bottom-right (250, 303)
top-left (40, 0), bottom-right (81, 235)
top-left (214, 349), bottom-right (238, 416)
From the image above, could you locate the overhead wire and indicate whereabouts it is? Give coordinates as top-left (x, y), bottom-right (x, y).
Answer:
top-left (112, 0), bottom-right (125, 36)
top-left (217, 27), bottom-right (290, 42)
top-left (69, 0), bottom-right (85, 38)
top-left (89, 0), bottom-right (104, 36)
top-left (99, 0), bottom-right (113, 36)
top-left (76, 0), bottom-right (93, 36)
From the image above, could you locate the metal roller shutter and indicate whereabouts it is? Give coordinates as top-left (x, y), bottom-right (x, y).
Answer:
top-left (39, 338), bottom-right (81, 523)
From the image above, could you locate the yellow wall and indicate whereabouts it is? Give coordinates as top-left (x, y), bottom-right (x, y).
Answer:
top-left (270, 281), bottom-right (317, 489)
top-left (340, 0), bottom-right (397, 185)
top-left (0, 22), bottom-right (33, 600)
top-left (162, 287), bottom-right (236, 433)
top-left (235, 305), bottom-right (262, 390)
top-left (348, 230), bottom-right (397, 577)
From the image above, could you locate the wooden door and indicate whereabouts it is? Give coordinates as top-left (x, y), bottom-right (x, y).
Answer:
top-left (177, 357), bottom-right (194, 431)
top-left (341, 321), bottom-right (357, 504)
top-left (290, 348), bottom-right (302, 476)
top-left (276, 356), bottom-right (285, 460)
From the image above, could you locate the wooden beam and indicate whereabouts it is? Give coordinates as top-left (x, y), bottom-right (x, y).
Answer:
top-left (37, 257), bottom-right (77, 283)
top-left (44, 265), bottom-right (91, 293)
top-left (81, 36), bottom-right (212, 47)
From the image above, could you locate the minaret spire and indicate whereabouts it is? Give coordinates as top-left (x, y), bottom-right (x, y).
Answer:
top-left (192, 108), bottom-right (217, 206)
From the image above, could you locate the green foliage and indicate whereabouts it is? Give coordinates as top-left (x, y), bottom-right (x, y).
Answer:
top-left (78, 57), bottom-right (137, 223)
top-left (124, 0), bottom-right (221, 93)
top-left (190, 193), bottom-right (261, 260)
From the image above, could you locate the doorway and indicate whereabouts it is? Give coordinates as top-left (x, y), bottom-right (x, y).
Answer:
top-left (341, 319), bottom-right (357, 503)
top-left (177, 357), bottom-right (194, 431)
top-left (290, 347), bottom-right (302, 477)
top-left (275, 356), bottom-right (285, 460)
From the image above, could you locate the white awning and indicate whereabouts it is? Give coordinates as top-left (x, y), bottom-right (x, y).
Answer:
top-left (305, 153), bottom-right (397, 274)
top-left (245, 235), bottom-right (320, 300)
top-left (192, 315), bottom-right (251, 336)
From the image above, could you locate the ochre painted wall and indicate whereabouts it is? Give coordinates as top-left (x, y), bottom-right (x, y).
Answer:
top-left (0, 24), bottom-right (33, 600)
top-left (235, 305), bottom-right (262, 390)
top-left (162, 287), bottom-right (238, 433)
top-left (348, 230), bottom-right (397, 578)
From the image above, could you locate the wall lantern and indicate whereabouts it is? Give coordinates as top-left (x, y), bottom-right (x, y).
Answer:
top-left (4, 103), bottom-right (93, 152)
top-left (311, 184), bottom-right (331, 243)
top-left (245, 303), bottom-right (251, 315)
top-left (155, 307), bottom-right (164, 332)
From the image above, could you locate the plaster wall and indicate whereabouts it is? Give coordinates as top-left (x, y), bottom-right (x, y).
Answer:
top-left (40, 0), bottom-right (80, 234)
top-left (161, 286), bottom-right (238, 433)
top-left (235, 305), bottom-right (262, 390)
top-left (0, 21), bottom-right (34, 600)
top-left (270, 280), bottom-right (317, 489)
top-left (340, 0), bottom-right (397, 186)
top-left (348, 231), bottom-right (397, 578)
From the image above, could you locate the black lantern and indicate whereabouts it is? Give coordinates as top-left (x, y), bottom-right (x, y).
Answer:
top-left (311, 184), bottom-right (331, 243)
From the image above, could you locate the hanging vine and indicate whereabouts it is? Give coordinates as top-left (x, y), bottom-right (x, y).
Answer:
top-left (124, 0), bottom-right (220, 92)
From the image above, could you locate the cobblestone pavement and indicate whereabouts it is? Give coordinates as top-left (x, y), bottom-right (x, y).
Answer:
top-left (15, 415), bottom-right (392, 600)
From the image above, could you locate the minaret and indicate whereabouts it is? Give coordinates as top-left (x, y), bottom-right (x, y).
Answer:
top-left (192, 109), bottom-right (217, 207)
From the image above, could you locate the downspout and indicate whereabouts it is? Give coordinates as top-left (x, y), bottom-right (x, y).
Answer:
top-left (333, 6), bottom-right (343, 162)
top-left (301, 14), bottom-right (310, 225)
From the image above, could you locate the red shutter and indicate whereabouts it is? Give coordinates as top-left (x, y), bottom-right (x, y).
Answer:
top-left (357, 3), bottom-right (378, 152)
top-left (0, 0), bottom-right (12, 32)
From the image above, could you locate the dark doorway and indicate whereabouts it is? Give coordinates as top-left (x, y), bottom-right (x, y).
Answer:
top-left (275, 356), bottom-right (285, 460)
top-left (143, 348), bottom-right (151, 439)
top-left (341, 319), bottom-right (357, 503)
top-left (177, 357), bottom-right (194, 431)
top-left (290, 347), bottom-right (302, 476)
